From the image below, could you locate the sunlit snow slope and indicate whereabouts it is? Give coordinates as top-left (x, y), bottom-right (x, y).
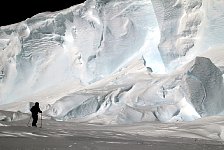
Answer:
top-left (0, 0), bottom-right (224, 124)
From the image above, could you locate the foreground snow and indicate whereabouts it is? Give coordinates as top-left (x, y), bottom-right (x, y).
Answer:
top-left (0, 112), bottom-right (224, 149)
top-left (0, 0), bottom-right (224, 135)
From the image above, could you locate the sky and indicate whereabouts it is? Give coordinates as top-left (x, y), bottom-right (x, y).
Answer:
top-left (0, 0), bottom-right (85, 26)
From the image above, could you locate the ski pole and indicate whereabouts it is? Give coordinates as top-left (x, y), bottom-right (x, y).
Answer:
top-left (27, 115), bottom-right (32, 127)
top-left (40, 113), bottom-right (42, 128)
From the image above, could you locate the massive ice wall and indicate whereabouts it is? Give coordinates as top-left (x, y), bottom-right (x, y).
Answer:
top-left (0, 0), bottom-right (160, 104)
top-left (0, 0), bottom-right (224, 124)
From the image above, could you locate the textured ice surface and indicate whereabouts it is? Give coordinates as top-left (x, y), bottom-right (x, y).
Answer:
top-left (0, 0), bottom-right (224, 124)
top-left (151, 0), bottom-right (203, 69)
top-left (0, 0), bottom-right (162, 104)
top-left (182, 57), bottom-right (224, 116)
top-left (44, 57), bottom-right (222, 123)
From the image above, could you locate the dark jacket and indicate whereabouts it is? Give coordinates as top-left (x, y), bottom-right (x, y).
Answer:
top-left (30, 103), bottom-right (42, 116)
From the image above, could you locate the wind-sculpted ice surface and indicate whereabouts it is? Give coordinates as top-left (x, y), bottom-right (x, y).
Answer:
top-left (46, 57), bottom-right (224, 123)
top-left (195, 0), bottom-right (224, 52)
top-left (151, 0), bottom-right (203, 69)
top-left (0, 0), bottom-right (160, 104)
top-left (182, 57), bottom-right (224, 116)
top-left (152, 0), bottom-right (224, 70)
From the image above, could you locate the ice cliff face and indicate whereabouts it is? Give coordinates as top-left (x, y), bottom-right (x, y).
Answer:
top-left (152, 0), bottom-right (203, 68)
top-left (0, 0), bottom-right (224, 124)
top-left (0, 0), bottom-right (158, 103)
top-left (152, 0), bottom-right (224, 69)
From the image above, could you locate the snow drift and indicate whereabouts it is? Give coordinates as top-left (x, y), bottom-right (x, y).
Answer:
top-left (0, 0), bottom-right (224, 124)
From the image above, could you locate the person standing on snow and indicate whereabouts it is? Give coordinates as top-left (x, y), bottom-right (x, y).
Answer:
top-left (30, 102), bottom-right (42, 127)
